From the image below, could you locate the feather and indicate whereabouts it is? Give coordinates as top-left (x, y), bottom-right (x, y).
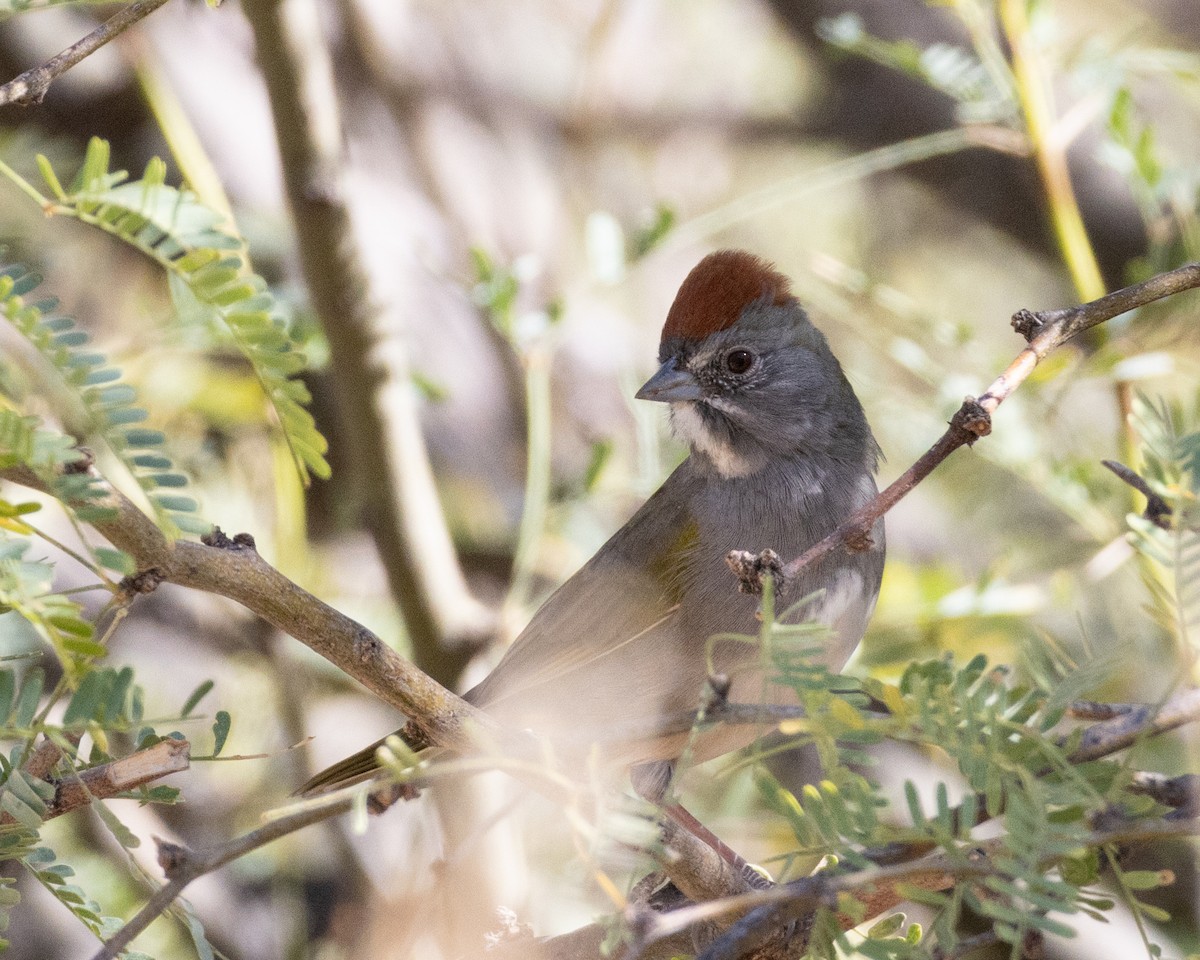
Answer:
top-left (661, 250), bottom-right (793, 343)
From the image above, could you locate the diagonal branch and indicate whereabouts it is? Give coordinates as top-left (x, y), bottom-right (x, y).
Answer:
top-left (89, 792), bottom-right (354, 960)
top-left (753, 261), bottom-right (1200, 587)
top-left (0, 0), bottom-right (172, 108)
top-left (0, 464), bottom-right (505, 756)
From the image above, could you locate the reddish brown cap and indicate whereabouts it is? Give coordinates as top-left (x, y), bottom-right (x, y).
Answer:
top-left (661, 250), bottom-right (793, 343)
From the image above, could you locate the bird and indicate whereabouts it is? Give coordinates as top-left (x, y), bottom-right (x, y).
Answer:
top-left (301, 249), bottom-right (885, 803)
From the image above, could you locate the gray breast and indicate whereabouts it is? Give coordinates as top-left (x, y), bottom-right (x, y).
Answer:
top-left (679, 457), bottom-right (884, 687)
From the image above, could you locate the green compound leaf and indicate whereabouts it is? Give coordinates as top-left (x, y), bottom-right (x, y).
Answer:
top-left (33, 139), bottom-right (330, 486)
top-left (0, 264), bottom-right (204, 538)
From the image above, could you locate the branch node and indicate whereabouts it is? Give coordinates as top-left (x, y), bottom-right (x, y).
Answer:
top-left (353, 626), bottom-right (382, 663)
top-left (63, 446), bottom-right (95, 474)
top-left (154, 838), bottom-right (192, 879)
top-left (1010, 308), bottom-right (1044, 341)
top-left (705, 672), bottom-right (732, 703)
top-left (367, 781), bottom-right (419, 813)
top-left (725, 548), bottom-right (786, 596)
top-left (843, 529), bottom-right (875, 553)
top-left (121, 568), bottom-right (165, 596)
top-left (1102, 459), bottom-right (1172, 529)
top-left (201, 526), bottom-right (257, 551)
top-left (951, 397), bottom-right (992, 443)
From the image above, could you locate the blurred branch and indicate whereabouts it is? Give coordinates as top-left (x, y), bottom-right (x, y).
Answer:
top-left (502, 342), bottom-right (555, 624)
top-left (0, 0), bottom-right (171, 108)
top-left (754, 261), bottom-right (1200, 588)
top-left (999, 0), bottom-right (1105, 302)
top-left (1129, 771), bottom-right (1200, 816)
top-left (1102, 459), bottom-right (1173, 528)
top-left (239, 0), bottom-right (493, 687)
top-left (89, 793), bottom-right (355, 960)
top-left (644, 819), bottom-right (1200, 960)
top-left (1069, 685), bottom-right (1200, 763)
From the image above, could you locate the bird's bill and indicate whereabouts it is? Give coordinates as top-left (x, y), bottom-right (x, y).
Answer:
top-left (635, 358), bottom-right (704, 403)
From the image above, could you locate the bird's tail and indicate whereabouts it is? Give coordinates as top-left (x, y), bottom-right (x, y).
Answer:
top-left (296, 725), bottom-right (427, 797)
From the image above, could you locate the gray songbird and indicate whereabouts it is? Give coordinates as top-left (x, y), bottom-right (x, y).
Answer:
top-left (302, 249), bottom-right (884, 797)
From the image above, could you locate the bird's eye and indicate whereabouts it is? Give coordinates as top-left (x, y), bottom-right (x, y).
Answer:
top-left (725, 349), bottom-right (754, 375)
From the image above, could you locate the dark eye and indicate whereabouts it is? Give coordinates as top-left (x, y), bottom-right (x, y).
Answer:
top-left (725, 349), bottom-right (754, 375)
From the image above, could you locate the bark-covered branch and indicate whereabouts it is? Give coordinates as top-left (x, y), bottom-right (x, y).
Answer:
top-left (0, 0), bottom-right (172, 108)
top-left (88, 792), bottom-right (354, 960)
top-left (0, 465), bottom-right (505, 757)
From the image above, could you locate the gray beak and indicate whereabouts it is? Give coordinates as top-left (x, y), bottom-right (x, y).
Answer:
top-left (635, 358), bottom-right (703, 403)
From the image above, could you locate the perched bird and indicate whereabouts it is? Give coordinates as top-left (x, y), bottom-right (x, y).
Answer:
top-left (302, 249), bottom-right (884, 798)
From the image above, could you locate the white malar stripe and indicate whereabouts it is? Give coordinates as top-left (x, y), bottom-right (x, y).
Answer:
top-left (669, 403), bottom-right (763, 478)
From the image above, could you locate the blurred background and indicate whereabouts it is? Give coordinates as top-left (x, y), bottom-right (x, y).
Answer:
top-left (1, 0), bottom-right (1199, 957)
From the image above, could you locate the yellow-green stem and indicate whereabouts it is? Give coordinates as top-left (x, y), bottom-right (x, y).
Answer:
top-left (999, 0), bottom-right (1105, 303)
top-left (502, 344), bottom-right (554, 627)
top-left (999, 0), bottom-right (1144, 517)
top-left (135, 59), bottom-right (233, 220)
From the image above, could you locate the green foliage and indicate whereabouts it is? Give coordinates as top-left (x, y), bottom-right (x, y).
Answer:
top-left (0, 262), bottom-right (205, 536)
top-left (28, 845), bottom-right (140, 947)
top-left (0, 410), bottom-right (112, 525)
top-left (0, 654), bottom-right (214, 953)
top-left (816, 12), bottom-right (1016, 123)
top-left (702, 571), bottom-right (1189, 957)
top-left (0, 532), bottom-right (100, 681)
top-left (1126, 395), bottom-right (1200, 654)
top-left (1, 138), bottom-right (330, 486)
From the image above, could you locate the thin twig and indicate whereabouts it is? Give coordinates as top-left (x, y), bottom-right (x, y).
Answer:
top-left (1069, 686), bottom-right (1200, 763)
top-left (89, 794), bottom-right (354, 960)
top-left (0, 0), bottom-right (172, 108)
top-left (759, 261), bottom-right (1200, 587)
top-left (1102, 459), bottom-right (1173, 528)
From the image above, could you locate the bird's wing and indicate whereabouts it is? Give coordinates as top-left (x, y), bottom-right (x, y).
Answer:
top-left (466, 460), bottom-right (701, 709)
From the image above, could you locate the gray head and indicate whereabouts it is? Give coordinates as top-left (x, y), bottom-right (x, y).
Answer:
top-left (637, 250), bottom-right (879, 479)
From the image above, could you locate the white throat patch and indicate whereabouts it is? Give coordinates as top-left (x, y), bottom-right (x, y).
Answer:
top-left (669, 403), bottom-right (763, 478)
